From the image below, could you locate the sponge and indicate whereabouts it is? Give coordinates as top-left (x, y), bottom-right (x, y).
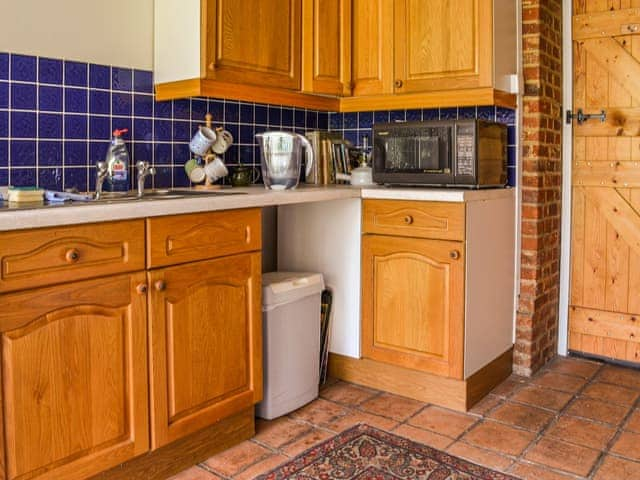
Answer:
top-left (8, 187), bottom-right (45, 203)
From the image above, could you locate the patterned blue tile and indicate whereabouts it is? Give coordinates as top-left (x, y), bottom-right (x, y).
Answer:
top-left (90, 116), bottom-right (111, 140)
top-left (0, 140), bottom-right (8, 167)
top-left (154, 119), bottom-right (172, 142)
top-left (0, 110), bottom-right (7, 137)
top-left (173, 121), bottom-right (191, 142)
top-left (11, 140), bottom-right (36, 166)
top-left (64, 142), bottom-right (88, 166)
top-left (11, 168), bottom-right (36, 186)
top-left (226, 124), bottom-right (239, 146)
top-left (318, 112), bottom-right (329, 130)
top-left (0, 53), bottom-right (8, 80)
top-left (11, 83), bottom-right (37, 110)
top-left (240, 103), bottom-right (254, 124)
top-left (133, 118), bottom-right (153, 142)
top-left (133, 142), bottom-right (153, 163)
top-left (133, 70), bottom-right (153, 93)
top-left (255, 105), bottom-right (268, 125)
top-left (306, 110), bottom-right (318, 129)
top-left (268, 105), bottom-right (281, 126)
top-left (174, 99), bottom-right (191, 120)
top-left (422, 109), bottom-right (439, 120)
top-left (0, 168), bottom-right (7, 186)
top-left (173, 144), bottom-right (190, 164)
top-left (153, 166), bottom-right (172, 188)
top-left (112, 92), bottom-right (132, 116)
top-left (0, 81), bottom-right (7, 108)
top-left (64, 115), bottom-right (87, 139)
top-left (373, 111), bottom-right (389, 124)
top-left (173, 166), bottom-right (190, 187)
top-left (65, 87), bottom-right (88, 113)
top-left (507, 146), bottom-right (517, 167)
top-left (38, 140), bottom-right (63, 166)
top-left (112, 67), bottom-right (133, 91)
top-left (191, 99), bottom-right (207, 122)
top-left (208, 100), bottom-right (224, 123)
top-left (154, 100), bottom-right (172, 118)
top-left (64, 167), bottom-right (88, 191)
top-left (64, 61), bottom-right (88, 87)
top-left (89, 141), bottom-right (109, 166)
top-left (134, 94), bottom-right (153, 117)
top-left (329, 112), bottom-right (343, 129)
top-left (154, 142), bottom-right (172, 164)
top-left (477, 106), bottom-right (496, 121)
top-left (11, 54), bottom-right (36, 82)
top-left (39, 85), bottom-right (62, 112)
top-left (294, 108), bottom-right (306, 128)
top-left (507, 166), bottom-right (517, 187)
top-left (39, 57), bottom-right (63, 84)
top-left (497, 107), bottom-right (516, 125)
top-left (240, 124), bottom-right (255, 144)
top-left (89, 64), bottom-right (111, 90)
top-left (225, 101), bottom-right (240, 123)
top-left (11, 111), bottom-right (36, 138)
top-left (406, 109), bottom-right (422, 122)
top-left (281, 107), bottom-right (294, 127)
top-left (458, 107), bottom-right (477, 119)
top-left (343, 130), bottom-right (358, 146)
top-left (390, 110), bottom-right (406, 122)
top-left (39, 113), bottom-right (62, 139)
top-left (89, 90), bottom-right (110, 114)
top-left (508, 125), bottom-right (516, 145)
top-left (38, 167), bottom-right (63, 190)
top-left (110, 117), bottom-right (132, 137)
top-left (239, 145), bottom-right (254, 165)
top-left (439, 107), bottom-right (458, 120)
top-left (358, 112), bottom-right (373, 129)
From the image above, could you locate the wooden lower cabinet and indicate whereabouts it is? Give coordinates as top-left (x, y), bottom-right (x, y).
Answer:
top-left (361, 234), bottom-right (464, 379)
top-left (0, 273), bottom-right (149, 480)
top-left (148, 252), bottom-right (262, 449)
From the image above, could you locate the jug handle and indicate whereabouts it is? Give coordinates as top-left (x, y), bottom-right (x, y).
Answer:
top-left (297, 134), bottom-right (314, 178)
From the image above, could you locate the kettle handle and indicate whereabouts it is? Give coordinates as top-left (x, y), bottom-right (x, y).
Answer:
top-left (297, 134), bottom-right (314, 179)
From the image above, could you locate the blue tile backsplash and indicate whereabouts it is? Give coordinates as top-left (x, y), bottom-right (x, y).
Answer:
top-left (0, 51), bottom-right (517, 191)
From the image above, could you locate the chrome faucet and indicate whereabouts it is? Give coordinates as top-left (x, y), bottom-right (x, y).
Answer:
top-left (95, 161), bottom-right (109, 200)
top-left (136, 161), bottom-right (156, 198)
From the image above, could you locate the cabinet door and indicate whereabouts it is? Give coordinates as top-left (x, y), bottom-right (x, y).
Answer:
top-left (362, 235), bottom-right (464, 378)
top-left (148, 253), bottom-right (262, 449)
top-left (393, 0), bottom-right (492, 93)
top-left (0, 273), bottom-right (149, 480)
top-left (206, 0), bottom-right (301, 90)
top-left (302, 0), bottom-right (351, 96)
top-left (351, 0), bottom-right (394, 96)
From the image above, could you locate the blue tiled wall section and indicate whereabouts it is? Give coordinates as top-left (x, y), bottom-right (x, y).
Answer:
top-left (328, 106), bottom-right (518, 186)
top-left (0, 52), bottom-right (328, 191)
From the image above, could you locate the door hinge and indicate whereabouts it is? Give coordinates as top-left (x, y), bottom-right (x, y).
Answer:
top-left (566, 108), bottom-right (606, 125)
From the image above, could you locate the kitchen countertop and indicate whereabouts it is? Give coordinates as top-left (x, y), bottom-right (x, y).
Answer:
top-left (0, 185), bottom-right (515, 232)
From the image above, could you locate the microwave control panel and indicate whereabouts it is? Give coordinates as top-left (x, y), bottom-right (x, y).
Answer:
top-left (456, 124), bottom-right (475, 176)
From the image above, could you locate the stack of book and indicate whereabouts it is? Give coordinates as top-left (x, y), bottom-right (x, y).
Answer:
top-left (305, 131), bottom-right (353, 184)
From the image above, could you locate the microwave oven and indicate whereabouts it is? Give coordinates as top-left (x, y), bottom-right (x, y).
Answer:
top-left (372, 120), bottom-right (508, 188)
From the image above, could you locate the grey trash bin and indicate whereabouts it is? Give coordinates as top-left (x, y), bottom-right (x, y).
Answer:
top-left (256, 272), bottom-right (325, 420)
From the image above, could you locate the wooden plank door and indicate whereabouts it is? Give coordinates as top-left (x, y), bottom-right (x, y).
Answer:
top-left (570, 1), bottom-right (640, 362)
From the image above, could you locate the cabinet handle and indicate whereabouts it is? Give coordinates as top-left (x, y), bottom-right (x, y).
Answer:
top-left (403, 215), bottom-right (414, 225)
top-left (65, 248), bottom-right (80, 263)
top-left (449, 250), bottom-right (461, 260)
top-left (395, 79), bottom-right (404, 88)
top-left (136, 284), bottom-right (148, 295)
top-left (155, 280), bottom-right (167, 291)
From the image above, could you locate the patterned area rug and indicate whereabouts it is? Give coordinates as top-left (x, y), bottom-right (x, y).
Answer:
top-left (257, 424), bottom-right (519, 480)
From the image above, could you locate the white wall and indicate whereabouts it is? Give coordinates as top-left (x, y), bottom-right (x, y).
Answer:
top-left (0, 0), bottom-right (154, 69)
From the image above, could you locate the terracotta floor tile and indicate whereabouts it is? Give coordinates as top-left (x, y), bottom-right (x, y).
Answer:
top-left (359, 392), bottom-right (425, 421)
top-left (320, 381), bottom-right (378, 407)
top-left (468, 394), bottom-right (503, 416)
top-left (324, 409), bottom-right (399, 433)
top-left (288, 398), bottom-right (350, 427)
top-left (524, 437), bottom-right (600, 477)
top-left (596, 364), bottom-right (640, 390)
top-left (490, 375), bottom-right (528, 398)
top-left (545, 356), bottom-right (601, 379)
top-left (594, 455), bottom-right (640, 480)
top-left (531, 371), bottom-right (588, 393)
top-left (254, 417), bottom-right (312, 449)
top-left (545, 415), bottom-right (616, 450)
top-left (508, 462), bottom-right (577, 480)
top-left (233, 454), bottom-right (289, 480)
top-left (167, 466), bottom-right (221, 480)
top-left (203, 440), bottom-right (271, 477)
top-left (281, 428), bottom-right (334, 457)
top-left (446, 441), bottom-right (514, 472)
top-left (566, 397), bottom-right (630, 425)
top-left (461, 420), bottom-right (536, 456)
top-left (582, 382), bottom-right (640, 406)
top-left (510, 384), bottom-right (573, 411)
top-left (624, 409), bottom-right (640, 432)
top-left (407, 405), bottom-right (478, 438)
top-left (610, 431), bottom-right (640, 461)
top-left (487, 402), bottom-right (554, 432)
top-left (392, 424), bottom-right (454, 450)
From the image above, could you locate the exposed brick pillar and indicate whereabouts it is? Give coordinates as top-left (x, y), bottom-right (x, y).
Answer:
top-left (515, 0), bottom-right (563, 376)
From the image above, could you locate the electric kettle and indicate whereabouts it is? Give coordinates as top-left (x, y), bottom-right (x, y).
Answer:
top-left (256, 131), bottom-right (313, 190)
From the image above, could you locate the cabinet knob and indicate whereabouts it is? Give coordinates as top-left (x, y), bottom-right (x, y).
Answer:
top-left (65, 248), bottom-right (80, 263)
top-left (394, 79), bottom-right (404, 89)
top-left (403, 215), bottom-right (414, 225)
top-left (449, 250), bottom-right (461, 260)
top-left (155, 280), bottom-right (167, 291)
top-left (136, 284), bottom-right (148, 295)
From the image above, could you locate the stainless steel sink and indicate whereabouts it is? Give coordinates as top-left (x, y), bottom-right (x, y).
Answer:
top-left (93, 189), bottom-right (246, 202)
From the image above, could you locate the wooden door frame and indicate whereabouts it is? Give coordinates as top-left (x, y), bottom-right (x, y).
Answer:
top-left (558, 0), bottom-right (573, 356)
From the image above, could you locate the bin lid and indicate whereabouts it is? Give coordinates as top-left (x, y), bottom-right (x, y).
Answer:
top-left (262, 271), bottom-right (325, 308)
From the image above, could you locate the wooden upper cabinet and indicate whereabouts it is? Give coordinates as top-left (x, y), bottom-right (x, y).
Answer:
top-left (351, 0), bottom-right (394, 96)
top-left (148, 253), bottom-right (262, 449)
top-left (205, 0), bottom-right (302, 90)
top-left (0, 273), bottom-right (149, 480)
top-left (302, 0), bottom-right (352, 96)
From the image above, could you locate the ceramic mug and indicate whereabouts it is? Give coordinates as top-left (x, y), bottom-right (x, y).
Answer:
top-left (204, 156), bottom-right (229, 182)
top-left (184, 158), bottom-right (206, 183)
top-left (211, 129), bottom-right (234, 154)
top-left (189, 126), bottom-right (217, 157)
